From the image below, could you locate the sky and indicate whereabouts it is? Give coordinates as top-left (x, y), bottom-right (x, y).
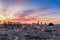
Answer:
top-left (0, 0), bottom-right (60, 24)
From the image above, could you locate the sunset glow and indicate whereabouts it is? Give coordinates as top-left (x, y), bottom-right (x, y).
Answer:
top-left (0, 0), bottom-right (60, 24)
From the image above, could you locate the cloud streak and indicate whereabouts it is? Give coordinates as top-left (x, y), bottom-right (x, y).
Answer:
top-left (0, 0), bottom-right (60, 24)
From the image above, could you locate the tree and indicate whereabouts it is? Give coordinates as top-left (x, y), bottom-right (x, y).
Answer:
top-left (49, 23), bottom-right (54, 26)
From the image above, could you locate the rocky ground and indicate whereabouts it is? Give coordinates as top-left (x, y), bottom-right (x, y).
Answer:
top-left (0, 25), bottom-right (60, 40)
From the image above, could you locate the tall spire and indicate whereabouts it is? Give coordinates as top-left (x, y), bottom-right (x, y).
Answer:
top-left (44, 23), bottom-right (47, 25)
top-left (41, 22), bottom-right (43, 25)
top-left (37, 21), bottom-right (39, 25)
top-left (40, 22), bottom-right (43, 26)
